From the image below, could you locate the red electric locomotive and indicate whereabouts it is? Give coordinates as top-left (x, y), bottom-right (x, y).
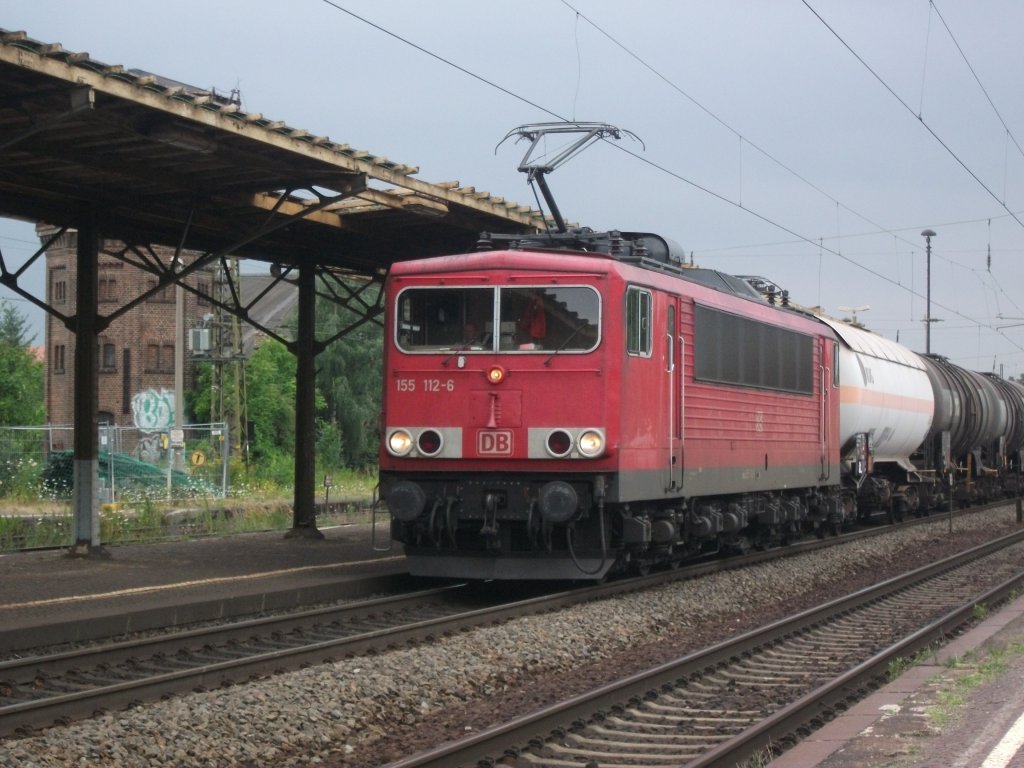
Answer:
top-left (379, 230), bottom-right (843, 580)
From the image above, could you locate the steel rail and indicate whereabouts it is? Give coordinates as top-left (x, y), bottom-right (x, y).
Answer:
top-left (688, 569), bottom-right (1024, 767)
top-left (380, 527), bottom-right (1024, 768)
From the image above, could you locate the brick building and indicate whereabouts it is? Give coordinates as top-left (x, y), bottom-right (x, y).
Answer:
top-left (42, 225), bottom-right (211, 433)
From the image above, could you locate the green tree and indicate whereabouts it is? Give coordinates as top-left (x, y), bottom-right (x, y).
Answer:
top-left (0, 301), bottom-right (43, 426)
top-left (0, 299), bottom-right (36, 347)
top-left (315, 287), bottom-right (383, 470)
top-left (246, 339), bottom-right (298, 459)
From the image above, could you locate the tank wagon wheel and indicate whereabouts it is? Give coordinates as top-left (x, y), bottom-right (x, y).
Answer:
top-left (904, 486), bottom-right (921, 518)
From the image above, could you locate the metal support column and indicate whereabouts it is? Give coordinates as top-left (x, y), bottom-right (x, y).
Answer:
top-left (68, 214), bottom-right (107, 558)
top-left (286, 266), bottom-right (323, 539)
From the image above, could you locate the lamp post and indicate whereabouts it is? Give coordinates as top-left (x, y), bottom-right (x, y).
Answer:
top-left (921, 229), bottom-right (936, 354)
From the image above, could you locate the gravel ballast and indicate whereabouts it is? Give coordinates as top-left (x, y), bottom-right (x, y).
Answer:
top-left (3, 508), bottom-right (1022, 767)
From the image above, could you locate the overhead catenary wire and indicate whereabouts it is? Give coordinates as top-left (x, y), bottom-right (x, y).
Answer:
top-left (544, 3), bottom-right (1024, 342)
top-left (317, 0), bottom-right (918, 288)
top-left (801, 0), bottom-right (1024, 231)
top-left (315, 0), bottom-right (1024, 359)
top-left (930, 1), bottom-right (1024, 172)
top-left (557, 0), bottom-right (933, 260)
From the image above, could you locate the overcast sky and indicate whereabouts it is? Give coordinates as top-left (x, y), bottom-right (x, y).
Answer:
top-left (3, 1), bottom-right (1024, 376)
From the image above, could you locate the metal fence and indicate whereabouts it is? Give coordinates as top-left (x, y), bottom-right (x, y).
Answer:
top-left (0, 423), bottom-right (229, 504)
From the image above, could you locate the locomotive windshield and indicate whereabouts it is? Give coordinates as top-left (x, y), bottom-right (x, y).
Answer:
top-left (395, 285), bottom-right (600, 354)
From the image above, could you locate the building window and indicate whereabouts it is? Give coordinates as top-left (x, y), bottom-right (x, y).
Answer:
top-left (146, 279), bottom-right (175, 303)
top-left (53, 344), bottom-right (66, 373)
top-left (100, 342), bottom-right (117, 371)
top-left (98, 277), bottom-right (118, 303)
top-left (197, 280), bottom-right (212, 306)
top-left (51, 271), bottom-right (67, 304)
top-left (145, 342), bottom-right (176, 373)
top-left (146, 343), bottom-right (160, 372)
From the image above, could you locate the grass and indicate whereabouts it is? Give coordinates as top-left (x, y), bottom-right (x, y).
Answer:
top-left (928, 640), bottom-right (1024, 729)
top-left (0, 468), bottom-right (378, 551)
top-left (887, 647), bottom-right (936, 681)
top-left (741, 746), bottom-right (779, 768)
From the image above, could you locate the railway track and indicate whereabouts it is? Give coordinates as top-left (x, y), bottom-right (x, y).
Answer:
top-left (0, 580), bottom-right (529, 737)
top-left (0, 504), bottom-right (1010, 740)
top-left (382, 527), bottom-right (1024, 768)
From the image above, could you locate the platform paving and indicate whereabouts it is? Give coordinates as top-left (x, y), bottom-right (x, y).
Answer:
top-left (0, 523), bottom-right (405, 652)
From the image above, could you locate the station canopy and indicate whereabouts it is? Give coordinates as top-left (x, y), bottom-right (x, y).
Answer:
top-left (0, 29), bottom-right (549, 274)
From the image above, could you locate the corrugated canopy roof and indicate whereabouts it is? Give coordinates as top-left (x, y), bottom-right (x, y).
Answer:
top-left (0, 29), bottom-right (550, 273)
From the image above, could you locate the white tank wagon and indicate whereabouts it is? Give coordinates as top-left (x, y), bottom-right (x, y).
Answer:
top-left (816, 317), bottom-right (935, 517)
top-left (817, 318), bottom-right (934, 465)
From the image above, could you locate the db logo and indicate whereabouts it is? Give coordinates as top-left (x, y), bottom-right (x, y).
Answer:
top-left (478, 430), bottom-right (513, 455)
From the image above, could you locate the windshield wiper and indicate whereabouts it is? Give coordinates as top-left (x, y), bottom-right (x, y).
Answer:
top-left (441, 342), bottom-right (472, 367)
top-left (544, 323), bottom-right (589, 366)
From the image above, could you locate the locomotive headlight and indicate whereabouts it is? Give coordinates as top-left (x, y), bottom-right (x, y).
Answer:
top-left (577, 429), bottom-right (605, 457)
top-left (387, 429), bottom-right (414, 457)
top-left (486, 365), bottom-right (506, 385)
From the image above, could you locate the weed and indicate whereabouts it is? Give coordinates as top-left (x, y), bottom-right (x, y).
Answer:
top-left (888, 655), bottom-right (911, 680)
top-left (739, 744), bottom-right (777, 767)
top-left (928, 641), bottom-right (1024, 730)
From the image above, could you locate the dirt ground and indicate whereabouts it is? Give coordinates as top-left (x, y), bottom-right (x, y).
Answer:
top-left (813, 611), bottom-right (1024, 768)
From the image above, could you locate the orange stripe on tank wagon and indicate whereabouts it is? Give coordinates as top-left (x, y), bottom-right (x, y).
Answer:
top-left (839, 387), bottom-right (933, 413)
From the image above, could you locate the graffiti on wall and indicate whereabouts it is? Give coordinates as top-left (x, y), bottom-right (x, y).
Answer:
top-left (137, 432), bottom-right (163, 463)
top-left (131, 388), bottom-right (175, 432)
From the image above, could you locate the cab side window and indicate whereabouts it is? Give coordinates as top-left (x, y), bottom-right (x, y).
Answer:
top-left (626, 287), bottom-right (652, 357)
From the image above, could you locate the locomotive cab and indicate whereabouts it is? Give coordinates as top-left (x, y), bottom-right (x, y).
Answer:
top-left (379, 248), bottom-right (617, 579)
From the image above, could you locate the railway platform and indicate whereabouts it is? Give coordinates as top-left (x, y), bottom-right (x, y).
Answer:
top-left (771, 590), bottom-right (1024, 768)
top-left (0, 522), bottom-right (405, 653)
